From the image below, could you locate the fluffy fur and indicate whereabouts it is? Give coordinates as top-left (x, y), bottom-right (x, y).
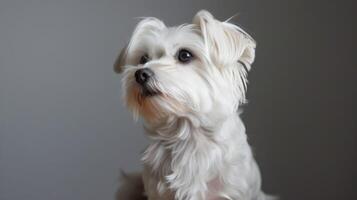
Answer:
top-left (114, 10), bottom-right (274, 200)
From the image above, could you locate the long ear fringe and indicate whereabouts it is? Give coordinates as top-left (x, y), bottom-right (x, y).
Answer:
top-left (113, 17), bottom-right (166, 74)
top-left (237, 61), bottom-right (249, 104)
top-left (193, 10), bottom-right (256, 106)
top-left (114, 44), bottom-right (128, 73)
top-left (193, 10), bottom-right (256, 68)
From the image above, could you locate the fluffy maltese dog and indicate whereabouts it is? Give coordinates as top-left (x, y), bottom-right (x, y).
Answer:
top-left (114, 10), bottom-right (274, 200)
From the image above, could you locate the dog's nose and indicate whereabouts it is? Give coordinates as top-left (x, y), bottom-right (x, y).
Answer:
top-left (135, 68), bottom-right (154, 85)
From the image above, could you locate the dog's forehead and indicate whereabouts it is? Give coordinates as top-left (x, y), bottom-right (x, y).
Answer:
top-left (149, 25), bottom-right (202, 53)
top-left (165, 25), bottom-right (199, 41)
top-left (126, 23), bottom-right (205, 62)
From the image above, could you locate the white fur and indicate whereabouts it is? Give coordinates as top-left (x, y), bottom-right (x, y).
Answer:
top-left (115, 10), bottom-right (274, 200)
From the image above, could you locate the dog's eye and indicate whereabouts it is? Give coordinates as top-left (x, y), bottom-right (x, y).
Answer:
top-left (177, 49), bottom-right (194, 63)
top-left (139, 54), bottom-right (150, 65)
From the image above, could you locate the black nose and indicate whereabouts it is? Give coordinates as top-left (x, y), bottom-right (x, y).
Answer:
top-left (135, 68), bottom-right (154, 85)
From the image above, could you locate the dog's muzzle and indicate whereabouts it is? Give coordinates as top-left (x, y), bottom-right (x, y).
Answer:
top-left (135, 68), bottom-right (154, 85)
top-left (134, 68), bottom-right (159, 96)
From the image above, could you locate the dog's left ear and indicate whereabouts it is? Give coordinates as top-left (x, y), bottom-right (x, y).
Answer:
top-left (193, 10), bottom-right (256, 69)
top-left (193, 10), bottom-right (256, 105)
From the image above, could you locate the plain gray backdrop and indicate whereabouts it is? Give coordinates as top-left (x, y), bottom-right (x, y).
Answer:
top-left (0, 0), bottom-right (356, 200)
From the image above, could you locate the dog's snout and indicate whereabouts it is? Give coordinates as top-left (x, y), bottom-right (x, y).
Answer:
top-left (135, 68), bottom-right (154, 85)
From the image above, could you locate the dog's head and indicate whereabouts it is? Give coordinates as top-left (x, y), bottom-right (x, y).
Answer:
top-left (115, 10), bottom-right (256, 125)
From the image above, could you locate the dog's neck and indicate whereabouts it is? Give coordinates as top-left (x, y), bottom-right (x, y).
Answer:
top-left (143, 109), bottom-right (235, 139)
top-left (142, 112), bottom-right (247, 199)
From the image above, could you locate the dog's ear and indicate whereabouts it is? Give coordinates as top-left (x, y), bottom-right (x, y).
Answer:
top-left (193, 10), bottom-right (256, 105)
top-left (113, 17), bottom-right (166, 73)
top-left (114, 44), bottom-right (128, 73)
top-left (193, 10), bottom-right (256, 69)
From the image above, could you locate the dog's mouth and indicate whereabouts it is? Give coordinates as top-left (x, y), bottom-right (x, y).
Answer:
top-left (140, 84), bottom-right (161, 97)
top-left (135, 83), bottom-right (162, 106)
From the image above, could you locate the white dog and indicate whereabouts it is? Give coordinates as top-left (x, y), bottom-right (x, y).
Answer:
top-left (114, 10), bottom-right (274, 200)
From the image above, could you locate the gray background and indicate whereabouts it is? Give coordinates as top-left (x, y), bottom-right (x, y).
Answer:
top-left (0, 0), bottom-right (356, 200)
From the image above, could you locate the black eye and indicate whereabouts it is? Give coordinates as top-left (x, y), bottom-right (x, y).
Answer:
top-left (139, 54), bottom-right (149, 65)
top-left (177, 49), bottom-right (194, 63)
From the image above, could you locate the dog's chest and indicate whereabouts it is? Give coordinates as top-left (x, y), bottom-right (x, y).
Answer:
top-left (205, 177), bottom-right (226, 200)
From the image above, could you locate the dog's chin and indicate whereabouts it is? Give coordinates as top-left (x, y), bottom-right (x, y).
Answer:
top-left (126, 84), bottom-right (188, 124)
top-left (126, 84), bottom-right (165, 122)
